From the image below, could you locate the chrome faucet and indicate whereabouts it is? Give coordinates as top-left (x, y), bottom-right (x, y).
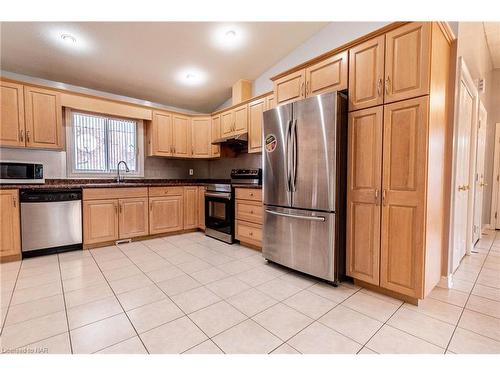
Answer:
top-left (116, 160), bottom-right (130, 183)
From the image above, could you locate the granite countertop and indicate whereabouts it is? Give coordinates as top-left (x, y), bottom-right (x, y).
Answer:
top-left (0, 178), bottom-right (230, 190)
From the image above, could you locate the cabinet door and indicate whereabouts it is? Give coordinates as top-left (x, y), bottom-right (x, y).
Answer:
top-left (83, 199), bottom-right (119, 245)
top-left (248, 98), bottom-right (265, 153)
top-left (0, 81), bottom-right (25, 147)
top-left (306, 51), bottom-right (348, 97)
top-left (191, 117), bottom-right (211, 158)
top-left (119, 197), bottom-right (149, 239)
top-left (233, 104), bottom-right (248, 134)
top-left (384, 22), bottom-right (430, 103)
top-left (183, 186), bottom-right (198, 230)
top-left (274, 69), bottom-right (306, 106)
top-left (346, 107), bottom-right (383, 285)
top-left (380, 97), bottom-right (428, 298)
top-left (149, 196), bottom-right (183, 234)
top-left (150, 111), bottom-right (173, 156)
top-left (0, 190), bottom-right (21, 258)
top-left (198, 186), bottom-right (205, 230)
top-left (24, 86), bottom-right (63, 149)
top-left (265, 95), bottom-right (275, 110)
top-left (221, 110), bottom-right (233, 136)
top-left (211, 115), bottom-right (221, 157)
top-left (172, 114), bottom-right (191, 157)
top-left (348, 36), bottom-right (385, 111)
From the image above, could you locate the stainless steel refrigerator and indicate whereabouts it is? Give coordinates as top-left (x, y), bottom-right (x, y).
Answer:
top-left (262, 91), bottom-right (347, 284)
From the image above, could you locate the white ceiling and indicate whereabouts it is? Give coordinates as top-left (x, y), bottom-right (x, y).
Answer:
top-left (0, 22), bottom-right (327, 112)
top-left (484, 22), bottom-right (500, 69)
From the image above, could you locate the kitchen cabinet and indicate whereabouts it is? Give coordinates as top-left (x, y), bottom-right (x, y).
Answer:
top-left (248, 97), bottom-right (266, 153)
top-left (346, 106), bottom-right (383, 285)
top-left (147, 111), bottom-right (173, 156)
top-left (348, 36), bottom-right (385, 111)
top-left (265, 94), bottom-right (275, 110)
top-left (0, 189), bottom-right (21, 261)
top-left (191, 117), bottom-right (211, 158)
top-left (118, 197), bottom-right (149, 239)
top-left (384, 22), bottom-right (430, 103)
top-left (0, 81), bottom-right (25, 147)
top-left (172, 114), bottom-right (191, 157)
top-left (24, 85), bottom-right (63, 149)
top-left (183, 186), bottom-right (198, 229)
top-left (274, 51), bottom-right (348, 106)
top-left (305, 51), bottom-right (348, 97)
top-left (220, 104), bottom-right (248, 137)
top-left (148, 187), bottom-right (184, 235)
top-left (210, 114), bottom-right (221, 158)
top-left (198, 186), bottom-right (205, 230)
top-left (0, 82), bottom-right (63, 149)
top-left (235, 188), bottom-right (263, 249)
top-left (83, 199), bottom-right (119, 245)
top-left (221, 110), bottom-right (233, 136)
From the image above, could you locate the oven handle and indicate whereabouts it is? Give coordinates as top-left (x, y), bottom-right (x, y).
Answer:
top-left (205, 192), bottom-right (232, 199)
top-left (265, 209), bottom-right (326, 222)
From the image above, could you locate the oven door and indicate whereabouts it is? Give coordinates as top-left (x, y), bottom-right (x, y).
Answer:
top-left (205, 192), bottom-right (234, 243)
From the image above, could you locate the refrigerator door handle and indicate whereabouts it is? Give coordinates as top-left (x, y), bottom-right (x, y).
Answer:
top-left (265, 209), bottom-right (326, 222)
top-left (285, 119), bottom-right (292, 192)
top-left (290, 118), bottom-right (298, 192)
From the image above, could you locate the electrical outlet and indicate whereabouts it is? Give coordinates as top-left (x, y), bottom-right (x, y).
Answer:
top-left (189, 169), bottom-right (194, 176)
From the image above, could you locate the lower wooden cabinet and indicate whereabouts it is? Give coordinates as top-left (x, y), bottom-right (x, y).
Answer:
top-left (183, 186), bottom-right (198, 229)
top-left (119, 197), bottom-right (149, 238)
top-left (234, 188), bottom-right (263, 249)
top-left (149, 195), bottom-right (184, 235)
top-left (83, 199), bottom-right (119, 245)
top-left (198, 186), bottom-right (205, 230)
top-left (0, 189), bottom-right (21, 261)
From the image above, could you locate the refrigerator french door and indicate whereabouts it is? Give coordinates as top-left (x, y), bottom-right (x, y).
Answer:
top-left (262, 92), bottom-right (347, 283)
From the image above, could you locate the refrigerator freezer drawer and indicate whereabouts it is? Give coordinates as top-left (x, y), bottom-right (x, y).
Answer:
top-left (263, 206), bottom-right (336, 282)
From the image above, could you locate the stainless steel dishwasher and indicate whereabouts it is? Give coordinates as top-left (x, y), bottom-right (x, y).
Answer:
top-left (20, 189), bottom-right (83, 258)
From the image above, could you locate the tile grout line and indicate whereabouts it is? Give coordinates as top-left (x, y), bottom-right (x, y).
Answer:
top-left (0, 261), bottom-right (22, 338)
top-left (56, 253), bottom-right (74, 353)
top-left (87, 248), bottom-right (151, 354)
top-left (444, 230), bottom-right (495, 353)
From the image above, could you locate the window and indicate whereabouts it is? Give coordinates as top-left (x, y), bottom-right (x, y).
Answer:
top-left (67, 110), bottom-right (144, 177)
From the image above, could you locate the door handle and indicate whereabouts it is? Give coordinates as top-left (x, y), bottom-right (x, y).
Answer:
top-left (385, 76), bottom-right (390, 95)
top-left (265, 209), bottom-right (326, 222)
top-left (377, 78), bottom-right (383, 97)
top-left (306, 81), bottom-right (309, 96)
top-left (300, 82), bottom-right (305, 97)
top-left (119, 203), bottom-right (122, 214)
top-left (285, 119), bottom-right (292, 192)
top-left (12, 196), bottom-right (16, 208)
top-left (19, 129), bottom-right (24, 142)
top-left (382, 189), bottom-right (387, 206)
top-left (480, 182), bottom-right (488, 187)
top-left (375, 189), bottom-right (379, 205)
top-left (26, 130), bottom-right (30, 142)
top-left (114, 203), bottom-right (118, 214)
top-left (290, 119), bottom-right (298, 192)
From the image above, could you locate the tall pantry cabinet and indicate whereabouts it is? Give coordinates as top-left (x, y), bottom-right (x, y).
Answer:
top-left (346, 22), bottom-right (452, 300)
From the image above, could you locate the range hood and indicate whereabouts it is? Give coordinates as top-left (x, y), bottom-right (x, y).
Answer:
top-left (211, 132), bottom-right (248, 146)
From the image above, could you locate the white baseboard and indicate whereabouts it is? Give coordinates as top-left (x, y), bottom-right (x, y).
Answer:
top-left (437, 275), bottom-right (453, 289)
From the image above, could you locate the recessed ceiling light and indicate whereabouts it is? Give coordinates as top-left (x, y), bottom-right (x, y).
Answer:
top-left (61, 33), bottom-right (77, 44)
top-left (212, 25), bottom-right (246, 51)
top-left (177, 68), bottom-right (207, 86)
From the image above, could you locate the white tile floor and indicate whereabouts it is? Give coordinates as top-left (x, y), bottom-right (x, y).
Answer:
top-left (1, 229), bottom-right (500, 354)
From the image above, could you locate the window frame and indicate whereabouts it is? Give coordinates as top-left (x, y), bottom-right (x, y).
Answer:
top-left (65, 109), bottom-right (144, 178)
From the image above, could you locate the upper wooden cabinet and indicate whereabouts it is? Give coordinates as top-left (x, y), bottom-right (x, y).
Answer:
top-left (0, 82), bottom-right (63, 149)
top-left (274, 51), bottom-right (348, 106)
top-left (248, 97), bottom-right (266, 154)
top-left (191, 117), bottom-right (211, 158)
top-left (0, 81), bottom-right (25, 147)
top-left (210, 114), bottom-right (221, 158)
top-left (147, 111), bottom-right (173, 157)
top-left (348, 36), bottom-right (385, 111)
top-left (265, 94), bottom-right (275, 110)
top-left (24, 86), bottom-right (63, 149)
top-left (384, 22), bottom-right (431, 103)
top-left (219, 103), bottom-right (248, 137)
top-left (305, 51), bottom-right (348, 97)
top-left (172, 114), bottom-right (191, 157)
top-left (0, 189), bottom-right (21, 261)
top-left (346, 106), bottom-right (383, 285)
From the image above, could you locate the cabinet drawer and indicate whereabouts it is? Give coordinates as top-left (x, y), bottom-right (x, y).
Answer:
top-left (235, 220), bottom-right (262, 246)
top-left (235, 188), bottom-right (262, 202)
top-left (83, 187), bottom-right (148, 200)
top-left (148, 186), bottom-right (184, 197)
top-left (236, 200), bottom-right (263, 224)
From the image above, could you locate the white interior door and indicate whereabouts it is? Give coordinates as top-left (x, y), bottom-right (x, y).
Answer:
top-left (473, 101), bottom-right (487, 242)
top-left (451, 58), bottom-right (477, 272)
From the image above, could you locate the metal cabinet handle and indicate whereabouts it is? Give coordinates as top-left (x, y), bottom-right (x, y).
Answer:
top-left (300, 82), bottom-right (305, 97)
top-left (12, 196), bottom-right (16, 208)
top-left (26, 130), bottom-right (30, 142)
top-left (119, 203), bottom-right (122, 213)
top-left (19, 129), bottom-right (24, 142)
top-left (480, 182), bottom-right (488, 187)
top-left (382, 189), bottom-right (387, 206)
top-left (385, 77), bottom-right (390, 95)
top-left (114, 203), bottom-right (118, 213)
top-left (377, 78), bottom-right (383, 97)
top-left (305, 81), bottom-right (309, 96)
top-left (375, 189), bottom-right (379, 205)
top-left (265, 209), bottom-right (326, 222)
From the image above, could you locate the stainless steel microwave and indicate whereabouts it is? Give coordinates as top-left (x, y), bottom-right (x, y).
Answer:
top-left (0, 162), bottom-right (44, 184)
